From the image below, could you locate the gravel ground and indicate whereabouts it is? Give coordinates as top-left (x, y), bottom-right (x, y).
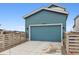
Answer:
top-left (0, 41), bottom-right (62, 55)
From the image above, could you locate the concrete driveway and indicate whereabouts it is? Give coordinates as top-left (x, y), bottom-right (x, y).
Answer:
top-left (0, 41), bottom-right (62, 55)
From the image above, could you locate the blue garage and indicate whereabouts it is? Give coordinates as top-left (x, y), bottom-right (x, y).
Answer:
top-left (29, 24), bottom-right (62, 42)
top-left (23, 4), bottom-right (68, 42)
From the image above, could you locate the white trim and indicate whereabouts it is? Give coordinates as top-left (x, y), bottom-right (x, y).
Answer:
top-left (29, 23), bottom-right (63, 42)
top-left (23, 8), bottom-right (68, 18)
top-left (61, 23), bottom-right (63, 46)
top-left (29, 25), bottom-right (31, 41)
top-left (23, 8), bottom-right (43, 18)
top-left (29, 23), bottom-right (62, 26)
top-left (44, 8), bottom-right (68, 14)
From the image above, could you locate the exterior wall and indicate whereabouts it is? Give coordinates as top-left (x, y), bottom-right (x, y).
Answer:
top-left (25, 10), bottom-right (67, 38)
top-left (73, 17), bottom-right (79, 32)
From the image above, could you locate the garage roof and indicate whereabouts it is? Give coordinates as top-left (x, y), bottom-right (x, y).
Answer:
top-left (23, 4), bottom-right (68, 19)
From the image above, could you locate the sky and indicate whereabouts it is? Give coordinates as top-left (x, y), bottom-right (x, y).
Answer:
top-left (0, 3), bottom-right (79, 32)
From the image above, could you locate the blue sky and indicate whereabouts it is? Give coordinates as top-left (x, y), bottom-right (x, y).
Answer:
top-left (0, 3), bottom-right (79, 32)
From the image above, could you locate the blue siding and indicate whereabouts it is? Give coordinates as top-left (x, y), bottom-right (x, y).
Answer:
top-left (25, 10), bottom-right (67, 41)
top-left (31, 25), bottom-right (61, 42)
top-left (25, 10), bottom-right (67, 34)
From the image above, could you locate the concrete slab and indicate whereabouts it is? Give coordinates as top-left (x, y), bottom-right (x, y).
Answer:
top-left (0, 41), bottom-right (62, 55)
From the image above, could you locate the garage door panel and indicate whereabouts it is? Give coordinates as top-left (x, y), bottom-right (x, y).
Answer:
top-left (30, 25), bottom-right (61, 42)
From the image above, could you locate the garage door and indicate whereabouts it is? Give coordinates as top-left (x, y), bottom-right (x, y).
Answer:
top-left (29, 24), bottom-right (62, 42)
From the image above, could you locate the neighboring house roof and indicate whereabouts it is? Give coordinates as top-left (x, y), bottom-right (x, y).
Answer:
top-left (73, 15), bottom-right (79, 28)
top-left (23, 4), bottom-right (68, 19)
